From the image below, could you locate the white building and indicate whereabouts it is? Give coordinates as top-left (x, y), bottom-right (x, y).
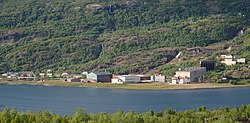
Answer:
top-left (237, 58), bottom-right (246, 64)
top-left (1, 73), bottom-right (8, 77)
top-left (47, 69), bottom-right (52, 73)
top-left (82, 71), bottom-right (88, 75)
top-left (111, 75), bottom-right (140, 84)
top-left (150, 75), bottom-right (166, 82)
top-left (111, 78), bottom-right (124, 84)
top-left (171, 77), bottom-right (190, 84)
top-left (47, 73), bottom-right (53, 77)
top-left (39, 73), bottom-right (45, 78)
top-left (221, 55), bottom-right (236, 65)
top-left (220, 55), bottom-right (246, 65)
top-left (172, 67), bottom-right (206, 84)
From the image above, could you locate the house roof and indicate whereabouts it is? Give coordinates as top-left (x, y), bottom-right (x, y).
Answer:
top-left (177, 67), bottom-right (206, 72)
top-left (200, 61), bottom-right (215, 64)
top-left (92, 72), bottom-right (112, 75)
top-left (20, 71), bottom-right (34, 75)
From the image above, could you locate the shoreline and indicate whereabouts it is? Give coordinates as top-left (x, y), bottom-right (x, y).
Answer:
top-left (1, 80), bottom-right (250, 90)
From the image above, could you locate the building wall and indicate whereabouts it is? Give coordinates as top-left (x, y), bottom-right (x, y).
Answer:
top-left (87, 73), bottom-right (112, 82)
top-left (171, 77), bottom-right (190, 84)
top-left (120, 76), bottom-right (140, 83)
top-left (18, 77), bottom-right (35, 81)
top-left (97, 75), bottom-right (112, 82)
top-left (179, 79), bottom-right (184, 84)
top-left (222, 60), bottom-right (236, 65)
top-left (2, 74), bottom-right (8, 76)
top-left (200, 61), bottom-right (215, 71)
top-left (47, 73), bottom-right (53, 77)
top-left (175, 71), bottom-right (191, 78)
top-left (175, 68), bottom-right (206, 82)
top-left (183, 78), bottom-right (190, 84)
top-left (171, 78), bottom-right (179, 84)
top-left (151, 75), bottom-right (166, 82)
top-left (111, 78), bottom-right (124, 84)
top-left (87, 73), bottom-right (97, 81)
top-left (140, 76), bottom-right (151, 81)
top-left (67, 78), bottom-right (81, 82)
top-left (237, 58), bottom-right (246, 63)
top-left (189, 68), bottom-right (206, 82)
top-left (225, 55), bottom-right (234, 59)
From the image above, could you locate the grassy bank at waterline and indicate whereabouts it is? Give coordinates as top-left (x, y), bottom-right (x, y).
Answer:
top-left (0, 79), bottom-right (250, 90)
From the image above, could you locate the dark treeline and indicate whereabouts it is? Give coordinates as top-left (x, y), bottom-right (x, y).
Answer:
top-left (1, 104), bottom-right (250, 123)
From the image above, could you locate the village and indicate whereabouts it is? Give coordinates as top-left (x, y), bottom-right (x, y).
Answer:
top-left (0, 54), bottom-right (249, 86)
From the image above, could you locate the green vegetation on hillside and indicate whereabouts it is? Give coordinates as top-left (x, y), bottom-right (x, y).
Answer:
top-left (1, 104), bottom-right (250, 123)
top-left (0, 0), bottom-right (249, 74)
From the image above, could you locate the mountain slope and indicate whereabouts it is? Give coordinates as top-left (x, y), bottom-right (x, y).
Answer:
top-left (0, 0), bottom-right (249, 74)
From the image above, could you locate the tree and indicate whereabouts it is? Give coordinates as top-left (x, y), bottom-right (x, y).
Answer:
top-left (72, 109), bottom-right (90, 123)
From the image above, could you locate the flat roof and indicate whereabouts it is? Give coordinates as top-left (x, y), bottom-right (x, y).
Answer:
top-left (176, 67), bottom-right (206, 72)
top-left (92, 72), bottom-right (112, 75)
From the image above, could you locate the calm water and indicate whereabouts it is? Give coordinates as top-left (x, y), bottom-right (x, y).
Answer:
top-left (0, 85), bottom-right (250, 114)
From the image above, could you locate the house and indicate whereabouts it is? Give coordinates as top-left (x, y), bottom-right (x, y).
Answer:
top-left (221, 75), bottom-right (228, 82)
top-left (200, 61), bottom-right (215, 71)
top-left (172, 67), bottom-right (206, 84)
top-left (171, 77), bottom-right (190, 84)
top-left (65, 78), bottom-right (81, 82)
top-left (221, 55), bottom-right (237, 65)
top-left (87, 72), bottom-right (112, 82)
top-left (7, 73), bottom-right (19, 79)
top-left (39, 73), bottom-right (45, 78)
top-left (47, 69), bottom-right (52, 73)
top-left (220, 55), bottom-right (246, 65)
top-left (47, 73), bottom-right (53, 78)
top-left (45, 69), bottom-right (53, 77)
top-left (82, 71), bottom-right (88, 75)
top-left (1, 73), bottom-right (8, 77)
top-left (236, 58), bottom-right (246, 64)
top-left (73, 74), bottom-right (82, 78)
top-left (61, 73), bottom-right (68, 78)
top-left (17, 77), bottom-right (35, 81)
top-left (136, 75), bottom-right (151, 82)
top-left (19, 71), bottom-right (35, 77)
top-left (111, 75), bottom-right (140, 84)
top-left (54, 74), bottom-right (61, 78)
top-left (241, 66), bottom-right (250, 70)
top-left (150, 75), bottom-right (166, 82)
top-left (111, 78), bottom-right (124, 84)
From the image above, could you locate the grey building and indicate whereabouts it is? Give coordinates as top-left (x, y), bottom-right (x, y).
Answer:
top-left (151, 75), bottom-right (166, 82)
top-left (200, 61), bottom-right (215, 71)
top-left (65, 78), bottom-right (81, 82)
top-left (174, 67), bottom-right (206, 83)
top-left (87, 72), bottom-right (112, 82)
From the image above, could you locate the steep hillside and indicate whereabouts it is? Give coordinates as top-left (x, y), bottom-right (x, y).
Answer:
top-left (0, 0), bottom-right (249, 74)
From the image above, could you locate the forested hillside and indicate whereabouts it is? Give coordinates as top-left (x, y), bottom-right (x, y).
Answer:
top-left (0, 0), bottom-right (249, 74)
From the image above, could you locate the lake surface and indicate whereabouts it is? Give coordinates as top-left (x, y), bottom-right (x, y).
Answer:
top-left (0, 85), bottom-right (250, 114)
